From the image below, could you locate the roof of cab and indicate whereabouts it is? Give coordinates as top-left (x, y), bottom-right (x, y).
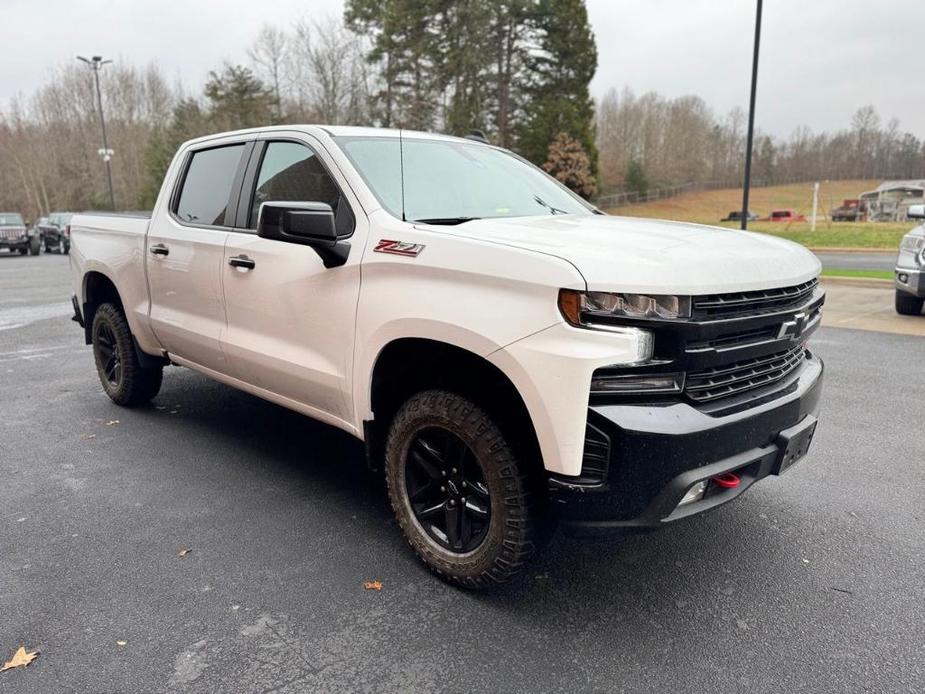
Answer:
top-left (182, 124), bottom-right (482, 149)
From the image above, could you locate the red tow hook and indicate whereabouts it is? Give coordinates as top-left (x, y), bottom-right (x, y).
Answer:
top-left (711, 472), bottom-right (741, 489)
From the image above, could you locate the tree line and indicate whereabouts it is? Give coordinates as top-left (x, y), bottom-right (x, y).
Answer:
top-left (1, 2), bottom-right (923, 220)
top-left (598, 90), bottom-right (925, 196)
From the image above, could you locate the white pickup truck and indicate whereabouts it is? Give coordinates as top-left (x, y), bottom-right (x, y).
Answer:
top-left (70, 126), bottom-right (825, 588)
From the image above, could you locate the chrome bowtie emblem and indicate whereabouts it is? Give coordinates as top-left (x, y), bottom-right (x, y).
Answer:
top-left (778, 312), bottom-right (808, 339)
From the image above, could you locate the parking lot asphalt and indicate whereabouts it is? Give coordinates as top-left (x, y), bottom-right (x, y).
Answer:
top-left (1, 253), bottom-right (923, 693)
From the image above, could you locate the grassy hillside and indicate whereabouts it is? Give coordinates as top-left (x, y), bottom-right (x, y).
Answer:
top-left (603, 179), bottom-right (910, 249)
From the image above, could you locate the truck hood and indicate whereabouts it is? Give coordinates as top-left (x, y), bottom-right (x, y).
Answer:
top-left (439, 214), bottom-right (821, 294)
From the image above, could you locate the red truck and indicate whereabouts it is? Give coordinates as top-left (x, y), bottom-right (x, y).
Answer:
top-left (763, 209), bottom-right (805, 223)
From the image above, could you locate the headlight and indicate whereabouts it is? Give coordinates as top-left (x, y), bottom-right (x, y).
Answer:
top-left (559, 289), bottom-right (691, 328)
top-left (900, 234), bottom-right (924, 255)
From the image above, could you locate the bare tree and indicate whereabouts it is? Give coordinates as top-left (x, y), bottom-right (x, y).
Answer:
top-left (248, 24), bottom-right (289, 120)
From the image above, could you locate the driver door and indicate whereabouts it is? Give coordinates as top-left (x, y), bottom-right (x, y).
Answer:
top-left (220, 136), bottom-right (365, 428)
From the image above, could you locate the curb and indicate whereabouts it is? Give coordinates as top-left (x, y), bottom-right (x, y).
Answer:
top-left (820, 276), bottom-right (893, 288)
top-left (809, 247), bottom-right (896, 254)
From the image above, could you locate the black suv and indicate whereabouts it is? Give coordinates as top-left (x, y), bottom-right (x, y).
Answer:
top-left (39, 212), bottom-right (74, 254)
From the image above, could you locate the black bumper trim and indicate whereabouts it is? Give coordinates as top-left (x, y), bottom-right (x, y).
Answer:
top-left (553, 354), bottom-right (824, 537)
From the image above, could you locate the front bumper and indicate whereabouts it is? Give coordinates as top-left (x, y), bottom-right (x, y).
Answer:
top-left (551, 353), bottom-right (824, 536)
top-left (895, 267), bottom-right (924, 298)
top-left (0, 237), bottom-right (28, 251)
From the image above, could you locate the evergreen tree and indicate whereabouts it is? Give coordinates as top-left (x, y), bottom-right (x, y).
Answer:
top-left (204, 64), bottom-right (276, 131)
top-left (518, 0), bottom-right (598, 182)
top-left (625, 159), bottom-right (648, 195)
top-left (141, 98), bottom-right (210, 208)
top-left (345, 0), bottom-right (443, 130)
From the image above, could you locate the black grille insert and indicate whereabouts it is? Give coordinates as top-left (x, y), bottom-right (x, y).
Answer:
top-left (686, 343), bottom-right (806, 403)
top-left (693, 279), bottom-right (818, 320)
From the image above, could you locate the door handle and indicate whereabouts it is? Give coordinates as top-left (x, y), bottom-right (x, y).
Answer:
top-left (228, 255), bottom-right (256, 270)
top-left (149, 243), bottom-right (169, 256)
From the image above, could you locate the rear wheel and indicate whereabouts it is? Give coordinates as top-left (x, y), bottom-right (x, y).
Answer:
top-left (895, 290), bottom-right (924, 316)
top-left (92, 303), bottom-right (163, 406)
top-left (384, 390), bottom-right (543, 589)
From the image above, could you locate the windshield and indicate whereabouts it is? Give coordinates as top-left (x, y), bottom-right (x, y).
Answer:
top-left (0, 213), bottom-right (24, 226)
top-left (48, 213), bottom-right (73, 226)
top-left (335, 136), bottom-right (594, 223)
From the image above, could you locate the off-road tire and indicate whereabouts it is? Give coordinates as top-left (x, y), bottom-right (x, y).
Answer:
top-left (29, 237), bottom-right (41, 255)
top-left (895, 290), bottom-right (924, 316)
top-left (384, 389), bottom-right (543, 589)
top-left (91, 302), bottom-right (163, 406)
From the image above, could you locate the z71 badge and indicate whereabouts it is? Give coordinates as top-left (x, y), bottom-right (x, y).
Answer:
top-left (374, 239), bottom-right (426, 257)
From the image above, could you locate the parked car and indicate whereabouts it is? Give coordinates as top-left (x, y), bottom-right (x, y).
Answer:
top-left (69, 126), bottom-right (825, 588)
top-left (720, 210), bottom-right (758, 222)
top-left (830, 199), bottom-right (864, 222)
top-left (0, 212), bottom-right (41, 255)
top-left (39, 212), bottom-right (74, 253)
top-left (895, 204), bottom-right (925, 315)
top-left (763, 209), bottom-right (806, 223)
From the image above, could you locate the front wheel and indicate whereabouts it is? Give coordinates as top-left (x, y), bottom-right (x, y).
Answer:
top-left (91, 302), bottom-right (163, 406)
top-left (895, 290), bottom-right (924, 316)
top-left (29, 237), bottom-right (41, 255)
top-left (384, 390), bottom-right (544, 589)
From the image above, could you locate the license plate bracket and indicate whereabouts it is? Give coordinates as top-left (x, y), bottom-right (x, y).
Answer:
top-left (773, 415), bottom-right (817, 475)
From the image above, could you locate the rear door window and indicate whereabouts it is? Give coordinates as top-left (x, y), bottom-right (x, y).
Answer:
top-left (175, 144), bottom-right (246, 226)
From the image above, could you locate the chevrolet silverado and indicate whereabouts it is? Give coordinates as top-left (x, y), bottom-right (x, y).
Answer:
top-left (70, 126), bottom-right (825, 588)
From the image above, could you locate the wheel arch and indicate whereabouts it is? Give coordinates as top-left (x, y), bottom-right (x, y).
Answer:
top-left (82, 270), bottom-right (124, 345)
top-left (365, 337), bottom-right (545, 480)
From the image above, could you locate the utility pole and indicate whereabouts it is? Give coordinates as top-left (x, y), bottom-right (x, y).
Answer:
top-left (740, 0), bottom-right (763, 230)
top-left (77, 55), bottom-right (116, 210)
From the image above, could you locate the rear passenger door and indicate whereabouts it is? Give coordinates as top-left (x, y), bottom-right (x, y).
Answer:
top-left (147, 140), bottom-right (253, 373)
top-left (220, 135), bottom-right (365, 428)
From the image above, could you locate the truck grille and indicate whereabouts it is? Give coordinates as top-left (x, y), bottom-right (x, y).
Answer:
top-left (692, 279), bottom-right (818, 320)
top-left (685, 343), bottom-right (806, 403)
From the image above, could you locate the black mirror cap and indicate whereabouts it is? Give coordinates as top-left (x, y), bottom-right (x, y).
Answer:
top-left (256, 201), bottom-right (349, 268)
top-left (257, 201), bottom-right (337, 246)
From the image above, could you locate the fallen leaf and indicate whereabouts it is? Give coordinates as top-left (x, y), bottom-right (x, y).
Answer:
top-left (105, 420), bottom-right (119, 426)
top-left (80, 433), bottom-right (96, 440)
top-left (116, 641), bottom-right (127, 647)
top-left (1, 646), bottom-right (39, 673)
top-left (178, 549), bottom-right (192, 557)
top-left (363, 580), bottom-right (383, 591)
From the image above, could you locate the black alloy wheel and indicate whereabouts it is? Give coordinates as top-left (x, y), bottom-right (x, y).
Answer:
top-left (405, 426), bottom-right (491, 553)
top-left (95, 320), bottom-right (122, 387)
top-left (91, 302), bottom-right (163, 406)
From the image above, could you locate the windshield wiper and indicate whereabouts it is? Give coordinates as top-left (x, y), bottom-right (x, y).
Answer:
top-left (533, 195), bottom-right (569, 215)
top-left (412, 217), bottom-right (481, 225)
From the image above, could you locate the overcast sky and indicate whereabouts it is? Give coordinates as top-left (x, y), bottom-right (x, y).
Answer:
top-left (4, 0), bottom-right (924, 138)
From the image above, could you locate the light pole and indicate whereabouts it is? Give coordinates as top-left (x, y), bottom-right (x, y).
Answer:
top-left (77, 55), bottom-right (116, 210)
top-left (740, 0), bottom-right (763, 230)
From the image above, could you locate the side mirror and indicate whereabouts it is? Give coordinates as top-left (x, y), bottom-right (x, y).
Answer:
top-left (908, 204), bottom-right (925, 220)
top-left (256, 201), bottom-right (349, 268)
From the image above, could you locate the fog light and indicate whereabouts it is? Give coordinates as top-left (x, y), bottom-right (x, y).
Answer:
top-left (678, 480), bottom-right (707, 507)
